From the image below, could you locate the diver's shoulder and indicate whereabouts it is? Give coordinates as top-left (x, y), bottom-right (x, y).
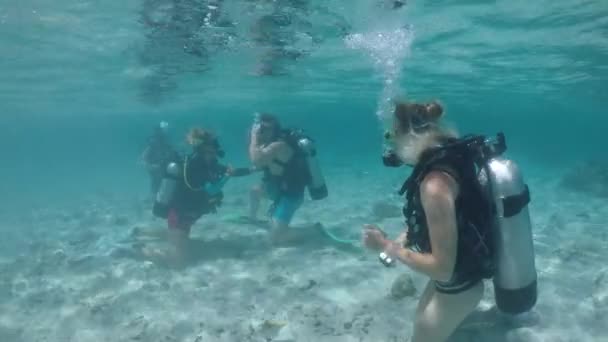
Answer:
top-left (420, 170), bottom-right (459, 201)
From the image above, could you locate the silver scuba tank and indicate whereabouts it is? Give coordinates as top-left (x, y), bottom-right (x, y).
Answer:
top-left (297, 137), bottom-right (328, 200)
top-left (153, 162), bottom-right (181, 218)
top-left (480, 156), bottom-right (537, 315)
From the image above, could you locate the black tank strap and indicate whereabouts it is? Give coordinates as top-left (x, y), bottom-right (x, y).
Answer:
top-left (273, 158), bottom-right (289, 167)
top-left (502, 185), bottom-right (530, 218)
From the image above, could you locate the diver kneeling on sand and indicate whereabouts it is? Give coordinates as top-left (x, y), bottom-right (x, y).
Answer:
top-left (362, 100), bottom-right (537, 342)
top-left (137, 128), bottom-right (252, 266)
top-left (247, 113), bottom-right (328, 244)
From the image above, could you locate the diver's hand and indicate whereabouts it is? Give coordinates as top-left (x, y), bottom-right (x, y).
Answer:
top-left (225, 165), bottom-right (234, 177)
top-left (250, 122), bottom-right (261, 140)
top-left (394, 230), bottom-right (408, 246)
top-left (362, 224), bottom-right (390, 252)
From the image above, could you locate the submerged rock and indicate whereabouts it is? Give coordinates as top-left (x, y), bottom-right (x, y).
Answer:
top-left (390, 273), bottom-right (416, 299)
top-left (248, 319), bottom-right (289, 341)
top-left (111, 215), bottom-right (129, 226)
top-left (267, 273), bottom-right (288, 285)
top-left (273, 325), bottom-right (296, 342)
top-left (51, 248), bottom-right (67, 262)
top-left (68, 230), bottom-right (101, 248)
top-left (299, 279), bottom-right (317, 291)
top-left (371, 200), bottom-right (401, 219)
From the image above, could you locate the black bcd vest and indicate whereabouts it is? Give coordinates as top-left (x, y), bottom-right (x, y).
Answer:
top-left (401, 137), bottom-right (496, 279)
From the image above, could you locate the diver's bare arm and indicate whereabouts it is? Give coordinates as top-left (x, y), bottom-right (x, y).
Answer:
top-left (249, 141), bottom-right (283, 168)
top-left (385, 241), bottom-right (446, 280)
top-left (385, 172), bottom-right (459, 282)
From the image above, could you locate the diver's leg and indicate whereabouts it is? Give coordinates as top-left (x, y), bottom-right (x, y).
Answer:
top-left (269, 195), bottom-right (304, 244)
top-left (147, 168), bottom-right (162, 197)
top-left (269, 219), bottom-right (289, 244)
top-left (137, 208), bottom-right (191, 267)
top-left (165, 210), bottom-right (195, 268)
top-left (167, 226), bottom-right (190, 251)
top-left (166, 229), bottom-right (191, 268)
top-left (249, 184), bottom-right (263, 220)
top-left (411, 280), bottom-right (484, 342)
top-left (151, 173), bottom-right (162, 196)
top-left (415, 280), bottom-right (436, 317)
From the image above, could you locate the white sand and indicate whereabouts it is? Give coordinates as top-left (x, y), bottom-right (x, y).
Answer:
top-left (0, 164), bottom-right (606, 342)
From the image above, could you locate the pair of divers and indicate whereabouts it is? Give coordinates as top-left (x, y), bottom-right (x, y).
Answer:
top-left (150, 114), bottom-right (328, 245)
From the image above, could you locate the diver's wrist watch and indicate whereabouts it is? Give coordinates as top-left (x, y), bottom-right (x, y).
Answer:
top-left (379, 241), bottom-right (396, 267)
top-left (379, 251), bottom-right (395, 267)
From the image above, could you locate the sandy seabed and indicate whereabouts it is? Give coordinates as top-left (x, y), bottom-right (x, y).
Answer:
top-left (1, 164), bottom-right (607, 342)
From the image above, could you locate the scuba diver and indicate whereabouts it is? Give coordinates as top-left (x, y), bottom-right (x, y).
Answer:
top-left (247, 113), bottom-right (327, 244)
top-left (141, 121), bottom-right (179, 196)
top-left (362, 100), bottom-right (537, 342)
top-left (144, 127), bottom-right (252, 265)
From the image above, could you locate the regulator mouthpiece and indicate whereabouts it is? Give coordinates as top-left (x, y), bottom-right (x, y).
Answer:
top-left (382, 149), bottom-right (403, 167)
top-left (482, 132), bottom-right (507, 158)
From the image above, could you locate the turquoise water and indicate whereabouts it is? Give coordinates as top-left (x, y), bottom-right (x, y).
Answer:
top-left (1, 1), bottom-right (606, 201)
top-left (1, 1), bottom-right (607, 341)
